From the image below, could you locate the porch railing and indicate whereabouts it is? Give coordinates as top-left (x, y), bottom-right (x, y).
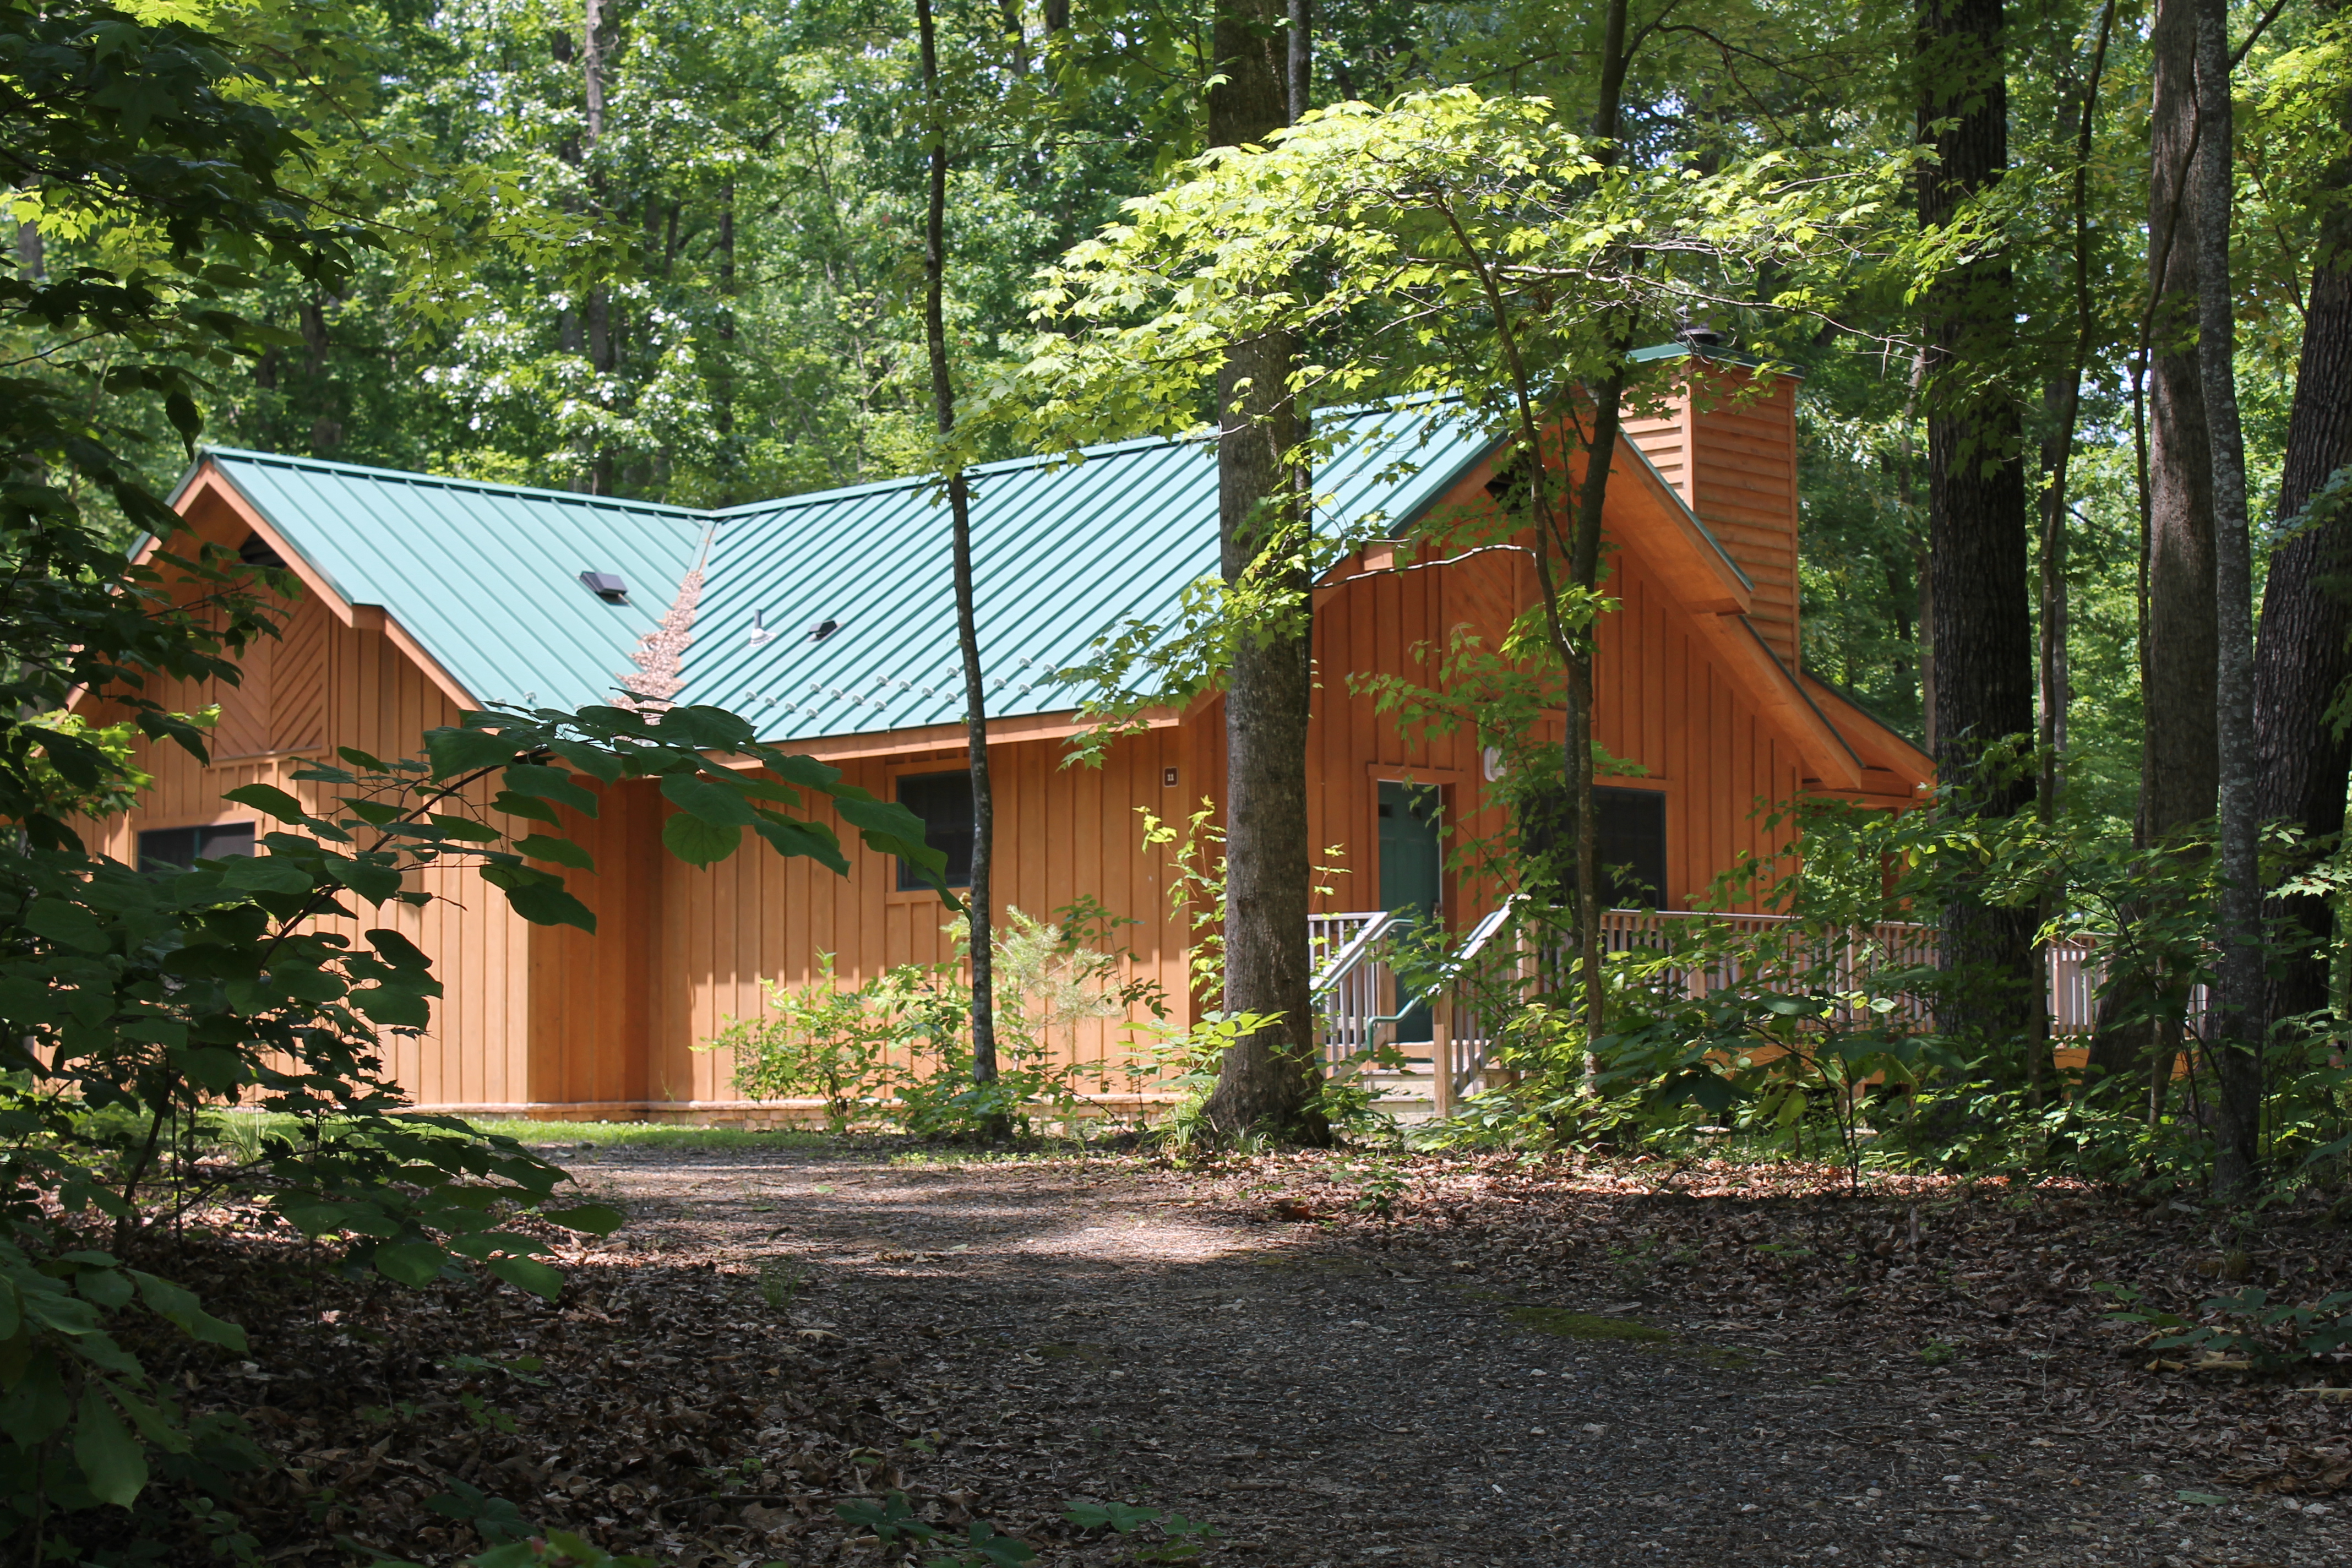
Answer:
top-left (1310, 906), bottom-right (2138, 1110)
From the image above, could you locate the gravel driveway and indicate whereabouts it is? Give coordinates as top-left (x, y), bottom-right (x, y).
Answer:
top-left (565, 1145), bottom-right (2340, 1567)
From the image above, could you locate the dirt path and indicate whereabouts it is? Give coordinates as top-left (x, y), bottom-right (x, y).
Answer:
top-left (565, 1146), bottom-right (2343, 1567)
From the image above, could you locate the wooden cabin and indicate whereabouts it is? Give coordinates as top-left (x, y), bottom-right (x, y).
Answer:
top-left (77, 352), bottom-right (1929, 1121)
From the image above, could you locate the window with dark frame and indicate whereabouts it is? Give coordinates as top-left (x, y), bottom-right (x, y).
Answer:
top-left (894, 771), bottom-right (974, 890)
top-left (136, 822), bottom-right (257, 873)
top-left (1516, 783), bottom-right (1669, 910)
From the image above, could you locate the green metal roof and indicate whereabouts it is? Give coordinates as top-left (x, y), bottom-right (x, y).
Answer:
top-left (193, 406), bottom-right (1496, 744)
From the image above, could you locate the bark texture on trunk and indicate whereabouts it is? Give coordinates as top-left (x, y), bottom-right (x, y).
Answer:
top-left (2250, 0), bottom-right (2352, 1054)
top-left (1916, 0), bottom-right (2038, 1052)
top-left (2191, 0), bottom-right (2262, 1194)
top-left (917, 0), bottom-right (1000, 1115)
top-left (2140, 0), bottom-right (2220, 848)
top-left (580, 0), bottom-right (618, 496)
top-left (1286, 0), bottom-right (1310, 122)
top-left (1201, 0), bottom-right (1324, 1144)
top-left (2086, 0), bottom-right (2215, 1097)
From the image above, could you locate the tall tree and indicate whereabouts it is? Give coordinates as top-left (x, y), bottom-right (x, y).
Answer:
top-left (1915, 0), bottom-right (2039, 1054)
top-left (917, 0), bottom-right (1002, 1125)
top-left (2083, 0), bottom-right (2217, 1109)
top-left (1199, 0), bottom-right (1324, 1144)
top-left (2195, 0), bottom-right (2263, 1194)
top-left (2250, 0), bottom-right (2352, 1075)
top-left (1560, 0), bottom-right (1635, 1084)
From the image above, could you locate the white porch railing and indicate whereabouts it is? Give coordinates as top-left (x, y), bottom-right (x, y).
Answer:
top-left (1310, 906), bottom-right (2141, 1112)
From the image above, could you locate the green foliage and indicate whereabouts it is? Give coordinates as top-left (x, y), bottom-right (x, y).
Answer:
top-left (698, 902), bottom-right (1164, 1136)
top-left (2098, 1282), bottom-right (2352, 1375)
top-left (1064, 1497), bottom-right (1220, 1563)
top-left (838, 1489), bottom-right (1036, 1568)
top-left (704, 954), bottom-right (962, 1130)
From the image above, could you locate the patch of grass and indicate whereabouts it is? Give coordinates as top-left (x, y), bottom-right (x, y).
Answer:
top-left (1919, 1337), bottom-right (1961, 1366)
top-left (1506, 1308), bottom-right (1674, 1343)
top-left (756, 1256), bottom-right (807, 1309)
top-left (466, 1118), bottom-right (829, 1151)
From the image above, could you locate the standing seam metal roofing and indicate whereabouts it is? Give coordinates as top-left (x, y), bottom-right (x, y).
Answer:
top-left (197, 406), bottom-right (1501, 744)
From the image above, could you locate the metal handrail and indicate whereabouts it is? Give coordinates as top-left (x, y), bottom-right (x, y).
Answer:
top-left (1310, 909), bottom-right (1409, 996)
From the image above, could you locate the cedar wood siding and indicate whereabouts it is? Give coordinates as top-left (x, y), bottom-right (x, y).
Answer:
top-left (74, 480), bottom-right (538, 1108)
top-left (72, 373), bottom-right (1908, 1117)
top-left (1624, 364), bottom-right (1804, 669)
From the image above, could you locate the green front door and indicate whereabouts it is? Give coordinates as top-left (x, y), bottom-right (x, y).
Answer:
top-left (1378, 782), bottom-right (1442, 1042)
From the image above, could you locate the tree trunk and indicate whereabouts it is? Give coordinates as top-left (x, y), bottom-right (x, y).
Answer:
top-left (2030, 0), bottom-right (2114, 1109)
top-left (2086, 4), bottom-right (2215, 1097)
top-left (2251, 0), bottom-right (2352, 1067)
top-left (582, 0), bottom-right (617, 496)
top-left (2139, 0), bottom-right (2220, 851)
top-left (1287, 0), bottom-right (1310, 122)
top-left (1201, 0), bottom-right (1324, 1145)
top-left (716, 179), bottom-right (736, 447)
top-left (1916, 0), bottom-right (2038, 1056)
top-left (918, 0), bottom-right (1002, 1128)
top-left (2191, 0), bottom-right (2262, 1195)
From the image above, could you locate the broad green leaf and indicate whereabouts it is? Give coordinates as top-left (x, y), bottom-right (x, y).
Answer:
top-left (0, 1349), bottom-right (69, 1439)
top-left (654, 705), bottom-right (754, 749)
top-left (340, 859), bottom-right (405, 903)
top-left (496, 877), bottom-right (597, 932)
top-left (24, 899), bottom-right (111, 954)
top-left (540, 1203), bottom-right (626, 1235)
top-left (427, 812), bottom-right (503, 842)
top-left (373, 1240), bottom-right (450, 1287)
top-left (426, 726), bottom-right (524, 778)
top-left (491, 790), bottom-right (564, 825)
top-left (661, 772), bottom-right (758, 826)
top-left (366, 927), bottom-right (432, 968)
top-left (750, 814), bottom-right (851, 874)
top-left (354, 982), bottom-right (433, 1028)
top-left (20, 1288), bottom-right (102, 1336)
top-left (220, 783), bottom-right (308, 821)
top-left (72, 1266), bottom-right (134, 1311)
top-left (545, 738), bottom-right (626, 782)
top-left (503, 763), bottom-right (600, 816)
top-left (219, 856), bottom-right (315, 896)
top-left (73, 1385), bottom-right (147, 1507)
top-left (662, 812), bottom-right (741, 865)
top-left (513, 834), bottom-right (595, 870)
top-left (132, 1272), bottom-right (247, 1351)
top-left (486, 1255), bottom-right (564, 1300)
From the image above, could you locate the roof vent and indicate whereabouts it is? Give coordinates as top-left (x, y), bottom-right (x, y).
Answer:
top-left (1676, 320), bottom-right (1725, 351)
top-left (806, 618), bottom-right (840, 643)
top-left (579, 571), bottom-right (629, 603)
top-left (238, 532), bottom-right (287, 569)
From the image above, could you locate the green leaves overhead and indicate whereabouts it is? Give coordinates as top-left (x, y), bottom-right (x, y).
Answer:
top-left (1000, 89), bottom-right (1912, 461)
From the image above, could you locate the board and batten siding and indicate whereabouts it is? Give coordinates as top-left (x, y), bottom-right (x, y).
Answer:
top-left (1624, 363), bottom-right (1803, 670)
top-left (75, 577), bottom-right (540, 1110)
top-left (67, 374), bottom-right (1907, 1121)
top-left (647, 727), bottom-right (1199, 1107)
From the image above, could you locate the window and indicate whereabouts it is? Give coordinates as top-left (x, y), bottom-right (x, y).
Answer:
top-left (895, 771), bottom-right (973, 890)
top-left (1516, 784), bottom-right (1669, 909)
top-left (137, 822), bottom-right (255, 873)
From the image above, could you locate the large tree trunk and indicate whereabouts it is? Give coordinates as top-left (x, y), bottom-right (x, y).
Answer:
top-left (1916, 0), bottom-right (2038, 1057)
top-left (1201, 0), bottom-right (1324, 1144)
top-left (918, 0), bottom-right (1002, 1129)
top-left (581, 0), bottom-right (617, 496)
top-left (2251, 0), bottom-right (2352, 1069)
top-left (2191, 0), bottom-right (2262, 1194)
top-left (2084, 0), bottom-right (2215, 1101)
top-left (2030, 1), bottom-right (2114, 1111)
